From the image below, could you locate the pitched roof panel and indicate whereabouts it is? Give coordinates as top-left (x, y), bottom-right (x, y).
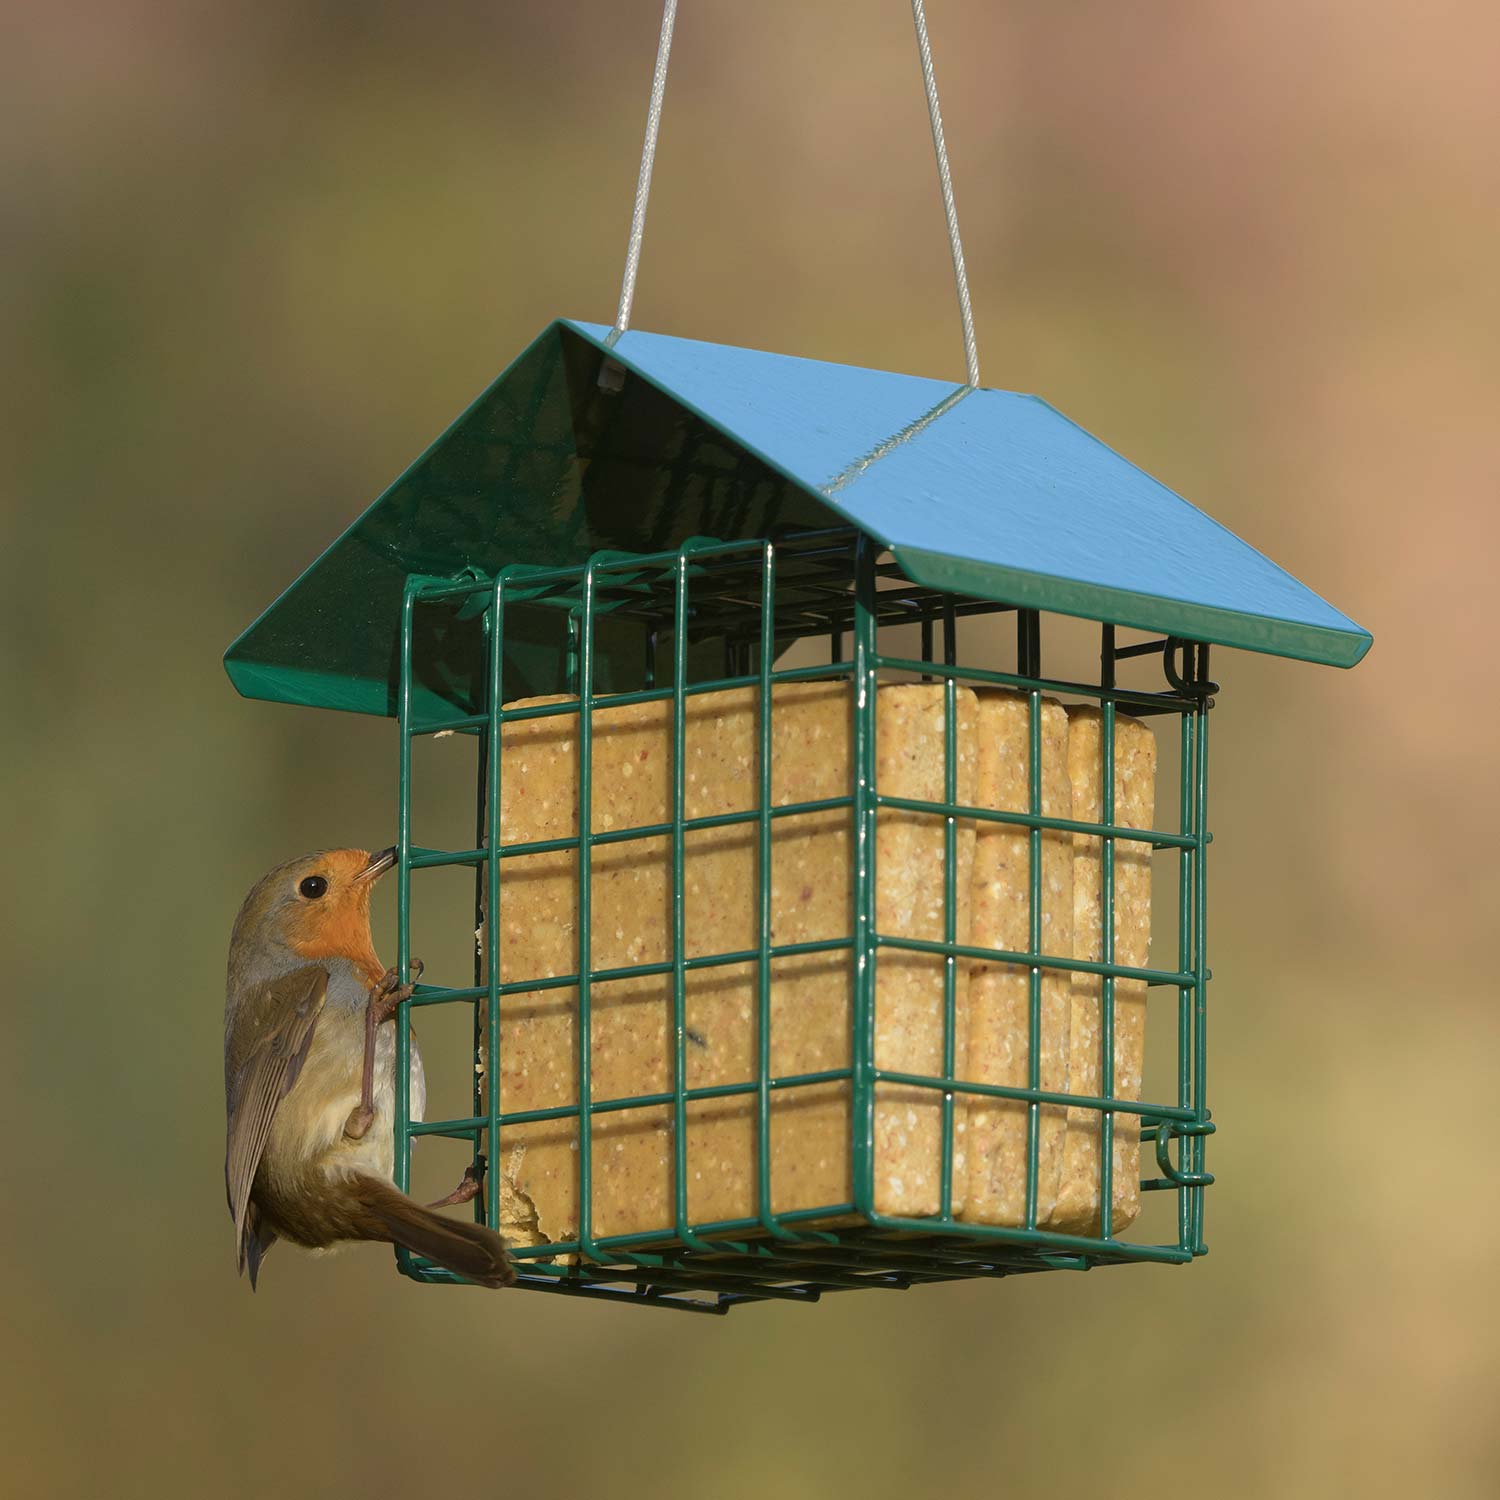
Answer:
top-left (570, 320), bottom-right (1371, 666)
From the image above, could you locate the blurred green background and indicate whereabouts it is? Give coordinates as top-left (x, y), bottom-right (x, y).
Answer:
top-left (6, 2), bottom-right (1497, 1496)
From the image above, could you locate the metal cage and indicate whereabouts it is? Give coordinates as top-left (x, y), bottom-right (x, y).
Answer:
top-left (391, 526), bottom-right (1215, 1314)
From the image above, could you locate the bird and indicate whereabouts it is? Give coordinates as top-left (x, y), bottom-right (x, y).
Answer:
top-left (224, 846), bottom-right (514, 1290)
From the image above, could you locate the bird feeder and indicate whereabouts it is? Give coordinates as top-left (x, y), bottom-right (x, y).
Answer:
top-left (225, 317), bottom-right (1370, 1313)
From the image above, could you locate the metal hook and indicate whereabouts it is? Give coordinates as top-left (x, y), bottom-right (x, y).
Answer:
top-left (1153, 1118), bottom-right (1217, 1187)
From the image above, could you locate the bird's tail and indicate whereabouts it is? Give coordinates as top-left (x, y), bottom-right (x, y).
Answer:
top-left (345, 1174), bottom-right (515, 1289)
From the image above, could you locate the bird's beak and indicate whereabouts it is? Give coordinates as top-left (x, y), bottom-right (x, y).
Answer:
top-left (355, 846), bottom-right (398, 884)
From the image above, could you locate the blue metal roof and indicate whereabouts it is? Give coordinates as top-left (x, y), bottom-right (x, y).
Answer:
top-left (224, 317), bottom-right (1369, 718)
top-left (568, 320), bottom-right (1370, 669)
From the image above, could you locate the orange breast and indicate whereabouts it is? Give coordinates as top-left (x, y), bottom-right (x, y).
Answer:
top-left (290, 902), bottom-right (386, 988)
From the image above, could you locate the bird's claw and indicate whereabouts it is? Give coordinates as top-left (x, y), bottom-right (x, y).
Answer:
top-left (369, 960), bottom-right (423, 1023)
top-left (343, 1104), bottom-right (375, 1141)
top-left (427, 1159), bottom-right (485, 1210)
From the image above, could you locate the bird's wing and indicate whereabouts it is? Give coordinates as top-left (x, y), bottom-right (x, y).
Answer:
top-left (224, 965), bottom-right (328, 1275)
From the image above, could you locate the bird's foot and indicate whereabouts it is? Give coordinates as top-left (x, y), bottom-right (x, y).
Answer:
top-left (369, 959), bottom-right (423, 1024)
top-left (427, 1159), bottom-right (485, 1210)
top-left (343, 1104), bottom-right (375, 1141)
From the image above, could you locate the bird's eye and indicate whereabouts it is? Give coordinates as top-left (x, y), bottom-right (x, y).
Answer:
top-left (299, 875), bottom-right (329, 900)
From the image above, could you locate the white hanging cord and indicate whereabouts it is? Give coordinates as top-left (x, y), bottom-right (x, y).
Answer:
top-left (613, 0), bottom-right (679, 336)
top-left (910, 0), bottom-right (980, 387)
top-left (612, 0), bottom-right (981, 388)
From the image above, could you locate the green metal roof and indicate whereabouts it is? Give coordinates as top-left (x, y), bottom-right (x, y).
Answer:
top-left (224, 318), bottom-right (1370, 717)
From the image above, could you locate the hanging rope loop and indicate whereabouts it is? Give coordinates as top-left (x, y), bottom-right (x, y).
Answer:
top-left (611, 0), bottom-right (981, 388)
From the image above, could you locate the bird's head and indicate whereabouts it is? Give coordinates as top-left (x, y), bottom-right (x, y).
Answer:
top-left (229, 847), bottom-right (396, 982)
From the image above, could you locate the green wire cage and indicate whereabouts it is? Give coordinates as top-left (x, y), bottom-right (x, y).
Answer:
top-left (226, 318), bottom-right (1371, 1313)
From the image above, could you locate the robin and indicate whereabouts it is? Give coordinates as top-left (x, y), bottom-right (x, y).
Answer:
top-left (223, 847), bottom-right (513, 1289)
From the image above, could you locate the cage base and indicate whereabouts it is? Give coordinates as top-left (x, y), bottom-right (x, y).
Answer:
top-left (396, 1218), bottom-right (1201, 1313)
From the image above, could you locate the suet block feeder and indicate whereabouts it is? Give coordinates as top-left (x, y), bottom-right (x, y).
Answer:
top-left (226, 318), bottom-right (1370, 1312)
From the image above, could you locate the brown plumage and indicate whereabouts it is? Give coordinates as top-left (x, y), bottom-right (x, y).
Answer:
top-left (224, 847), bottom-right (514, 1290)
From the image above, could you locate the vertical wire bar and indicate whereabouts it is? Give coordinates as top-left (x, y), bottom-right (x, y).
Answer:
top-left (1176, 702), bottom-right (1194, 1253)
top-left (394, 583), bottom-right (418, 1200)
top-left (938, 669), bottom-right (958, 1220)
top-left (1192, 655), bottom-right (1211, 1253)
top-left (672, 550), bottom-right (692, 1243)
top-left (1024, 666), bottom-right (1043, 1229)
top-left (756, 541), bottom-right (795, 1239)
top-left (850, 536), bottom-right (880, 1216)
top-left (1013, 610), bottom-right (1043, 1228)
top-left (485, 576), bottom-right (506, 1235)
top-left (1099, 627), bottom-right (1117, 1239)
top-left (577, 568), bottom-right (598, 1259)
top-left (468, 666), bottom-right (486, 1215)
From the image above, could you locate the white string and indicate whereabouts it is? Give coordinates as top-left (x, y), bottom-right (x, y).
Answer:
top-left (612, 0), bottom-right (981, 389)
top-left (613, 0), bottom-right (678, 335)
top-left (909, 0), bottom-right (980, 387)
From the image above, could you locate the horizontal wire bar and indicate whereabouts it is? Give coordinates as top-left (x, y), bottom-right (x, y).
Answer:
top-left (402, 527), bottom-right (1023, 612)
top-left (874, 792), bottom-right (1208, 850)
top-left (403, 936), bottom-right (855, 1010)
top-left (616, 1233), bottom-right (1108, 1288)
top-left (401, 1264), bottom-right (745, 1312)
top-left (410, 1058), bottom-right (1192, 1137)
top-left (807, 1240), bottom-right (1091, 1274)
top-left (1112, 638), bottom-right (1171, 660)
top-left (408, 539), bottom-right (772, 600)
top-left (406, 784), bottom-right (1201, 867)
top-left (407, 1066), bottom-right (856, 1136)
top-left (873, 931), bottom-right (1200, 987)
top-left (874, 652), bottom-right (1199, 711)
top-left (406, 659), bottom-right (858, 736)
top-left (514, 1265), bottom-right (814, 1305)
top-left (402, 584), bottom-right (1024, 676)
top-left (871, 1067), bottom-right (1196, 1121)
top-left (562, 1252), bottom-right (911, 1294)
top-left (857, 1212), bottom-right (1195, 1262)
top-left (502, 1205), bottom-right (862, 1262)
top-left (404, 796), bottom-right (854, 868)
top-left (498, 1210), bottom-right (1195, 1265)
top-left (402, 916), bottom-right (1201, 1007)
top-left (754, 1239), bottom-right (1078, 1275)
top-left (677, 594), bottom-right (1013, 636)
top-left (510, 1279), bottom-right (736, 1313)
top-left (407, 713), bottom-right (487, 735)
top-left (406, 529), bottom-right (863, 592)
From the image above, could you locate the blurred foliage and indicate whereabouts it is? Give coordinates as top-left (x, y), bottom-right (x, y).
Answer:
top-left (4, 3), bottom-right (1498, 1496)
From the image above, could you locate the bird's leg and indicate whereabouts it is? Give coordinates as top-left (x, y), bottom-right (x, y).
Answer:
top-left (343, 960), bottom-right (423, 1141)
top-left (427, 1157), bottom-right (485, 1210)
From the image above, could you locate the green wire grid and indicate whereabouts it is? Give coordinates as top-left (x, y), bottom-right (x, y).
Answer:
top-left (391, 527), bottom-right (1215, 1313)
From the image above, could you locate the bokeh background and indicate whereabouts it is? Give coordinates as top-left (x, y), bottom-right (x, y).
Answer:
top-left (7, 2), bottom-right (1498, 1496)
